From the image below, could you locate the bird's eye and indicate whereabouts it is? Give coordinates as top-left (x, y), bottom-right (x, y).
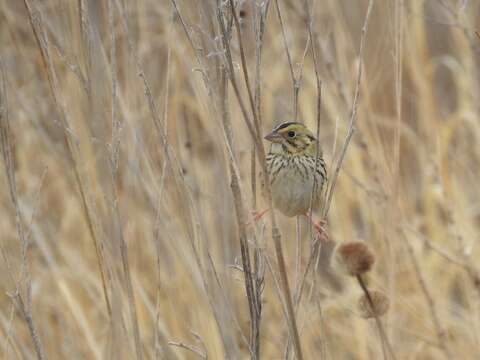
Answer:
top-left (287, 131), bottom-right (295, 138)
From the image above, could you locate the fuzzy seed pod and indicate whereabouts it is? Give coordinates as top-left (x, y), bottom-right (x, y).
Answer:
top-left (332, 241), bottom-right (375, 276)
top-left (358, 290), bottom-right (390, 319)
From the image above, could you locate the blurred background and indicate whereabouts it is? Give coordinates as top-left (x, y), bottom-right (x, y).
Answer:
top-left (1, 0), bottom-right (480, 359)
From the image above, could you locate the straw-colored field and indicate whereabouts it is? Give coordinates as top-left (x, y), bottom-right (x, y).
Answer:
top-left (1, 0), bottom-right (480, 359)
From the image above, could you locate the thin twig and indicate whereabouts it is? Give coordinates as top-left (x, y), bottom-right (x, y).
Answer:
top-left (105, 3), bottom-right (144, 359)
top-left (303, 0), bottom-right (324, 223)
top-left (401, 233), bottom-right (452, 358)
top-left (252, 3), bottom-right (270, 356)
top-left (229, 0), bottom-right (260, 135)
top-left (323, 0), bottom-right (374, 218)
top-left (0, 58), bottom-right (46, 360)
top-left (218, 3), bottom-right (304, 358)
top-left (403, 225), bottom-right (477, 271)
top-left (274, 0), bottom-right (297, 119)
top-left (22, 0), bottom-right (113, 320)
top-left (124, 1), bottom-right (245, 357)
top-left (218, 12), bottom-right (260, 358)
top-left (168, 341), bottom-right (207, 359)
top-left (356, 275), bottom-right (396, 360)
top-left (208, 252), bottom-right (252, 354)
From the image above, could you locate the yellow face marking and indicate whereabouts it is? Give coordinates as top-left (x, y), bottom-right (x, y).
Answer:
top-left (274, 123), bottom-right (316, 153)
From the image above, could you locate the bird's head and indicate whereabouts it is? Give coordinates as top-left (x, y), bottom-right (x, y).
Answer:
top-left (264, 122), bottom-right (317, 155)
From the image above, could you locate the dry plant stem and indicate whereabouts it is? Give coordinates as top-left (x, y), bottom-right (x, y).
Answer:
top-left (2, 303), bottom-right (15, 357)
top-left (252, 3), bottom-right (269, 332)
top-left (289, 4), bottom-right (323, 344)
top-left (389, 0), bottom-right (403, 345)
top-left (294, 217), bottom-right (302, 290)
top-left (293, 237), bottom-right (320, 310)
top-left (251, 147), bottom-right (257, 209)
top-left (110, 154), bottom-right (144, 360)
top-left (288, 4), bottom-right (325, 353)
top-left (21, 168), bottom-right (48, 290)
top-left (219, 3), bottom-right (304, 359)
top-left (0, 61), bottom-right (46, 360)
top-left (253, 1), bottom-right (269, 127)
top-left (104, 3), bottom-right (145, 358)
top-left (51, 42), bottom-right (88, 93)
top-left (405, 226), bottom-right (475, 270)
top-left (402, 235), bottom-right (452, 358)
top-left (274, 0), bottom-right (297, 119)
top-left (168, 341), bottom-right (207, 359)
top-left (275, 4), bottom-right (326, 346)
top-left (218, 5), bottom-right (264, 348)
top-left (290, 237), bottom-right (323, 359)
top-left (393, 0), bottom-right (403, 175)
top-left (207, 253), bottom-right (251, 353)
top-left (308, 80), bottom-right (322, 228)
top-left (218, 24), bottom-right (260, 358)
top-left (218, 7), bottom-right (303, 360)
top-left (109, 0), bottom-right (121, 175)
top-left (169, 0), bottom-right (225, 122)
top-left (264, 254), bottom-right (290, 322)
top-left (252, 0), bottom-right (270, 209)
top-left (22, 0), bottom-right (112, 319)
top-left (303, 0), bottom-right (324, 217)
top-left (114, 1), bottom-right (228, 356)
top-left (274, 0), bottom-right (311, 122)
top-left (168, 3), bottom-right (253, 356)
top-left (356, 276), bottom-right (396, 360)
top-left (120, 2), bottom-right (246, 357)
top-left (315, 301), bottom-right (329, 360)
top-left (152, 172), bottom-right (172, 360)
top-left (169, 0), bottom-right (207, 79)
top-left (152, 14), bottom-right (173, 360)
top-left (323, 0), bottom-right (374, 218)
top-left (116, 0), bottom-right (194, 252)
top-left (217, 7), bottom-right (257, 140)
top-left (229, 0), bottom-right (259, 131)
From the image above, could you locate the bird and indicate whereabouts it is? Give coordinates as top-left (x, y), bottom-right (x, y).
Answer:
top-left (258, 121), bottom-right (328, 236)
top-left (261, 122), bottom-right (340, 291)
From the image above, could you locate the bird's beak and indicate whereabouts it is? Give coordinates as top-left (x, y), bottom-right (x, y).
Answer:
top-left (264, 131), bottom-right (283, 143)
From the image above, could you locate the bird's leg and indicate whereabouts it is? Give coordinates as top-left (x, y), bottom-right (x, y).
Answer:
top-left (313, 219), bottom-right (328, 240)
top-left (305, 213), bottom-right (328, 241)
top-left (252, 208), bottom-right (270, 222)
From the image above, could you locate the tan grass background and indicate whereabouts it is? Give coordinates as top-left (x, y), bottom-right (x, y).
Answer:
top-left (1, 0), bottom-right (480, 359)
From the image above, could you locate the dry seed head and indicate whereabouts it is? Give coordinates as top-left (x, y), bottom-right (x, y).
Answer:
top-left (358, 290), bottom-right (390, 319)
top-left (333, 241), bottom-right (375, 276)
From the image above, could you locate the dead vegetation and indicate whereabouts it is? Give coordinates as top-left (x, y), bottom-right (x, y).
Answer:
top-left (1, 0), bottom-right (480, 359)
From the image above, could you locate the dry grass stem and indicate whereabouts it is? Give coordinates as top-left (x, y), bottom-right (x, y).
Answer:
top-left (0, 60), bottom-right (46, 360)
top-left (2, 0), bottom-right (478, 358)
top-left (323, 0), bottom-right (374, 217)
top-left (356, 275), bottom-right (396, 360)
top-left (402, 233), bottom-right (452, 358)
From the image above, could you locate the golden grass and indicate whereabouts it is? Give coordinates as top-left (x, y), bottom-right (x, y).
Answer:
top-left (1, 0), bottom-right (480, 359)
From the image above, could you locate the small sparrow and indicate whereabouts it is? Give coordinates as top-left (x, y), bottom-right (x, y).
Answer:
top-left (256, 121), bottom-right (328, 237)
top-left (262, 121), bottom-right (339, 290)
top-left (264, 121), bottom-right (327, 218)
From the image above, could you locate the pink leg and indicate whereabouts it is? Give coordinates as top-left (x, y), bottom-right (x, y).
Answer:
top-left (253, 208), bottom-right (270, 222)
top-left (304, 213), bottom-right (329, 241)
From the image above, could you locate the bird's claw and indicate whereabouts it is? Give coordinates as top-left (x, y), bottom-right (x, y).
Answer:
top-left (312, 218), bottom-right (329, 242)
top-left (252, 208), bottom-right (269, 222)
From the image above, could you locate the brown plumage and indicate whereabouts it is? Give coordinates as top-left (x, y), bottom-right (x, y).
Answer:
top-left (263, 121), bottom-right (327, 217)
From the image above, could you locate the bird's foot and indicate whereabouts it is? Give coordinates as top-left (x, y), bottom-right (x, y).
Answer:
top-left (313, 219), bottom-right (329, 241)
top-left (305, 213), bottom-right (329, 242)
top-left (250, 208), bottom-right (270, 224)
